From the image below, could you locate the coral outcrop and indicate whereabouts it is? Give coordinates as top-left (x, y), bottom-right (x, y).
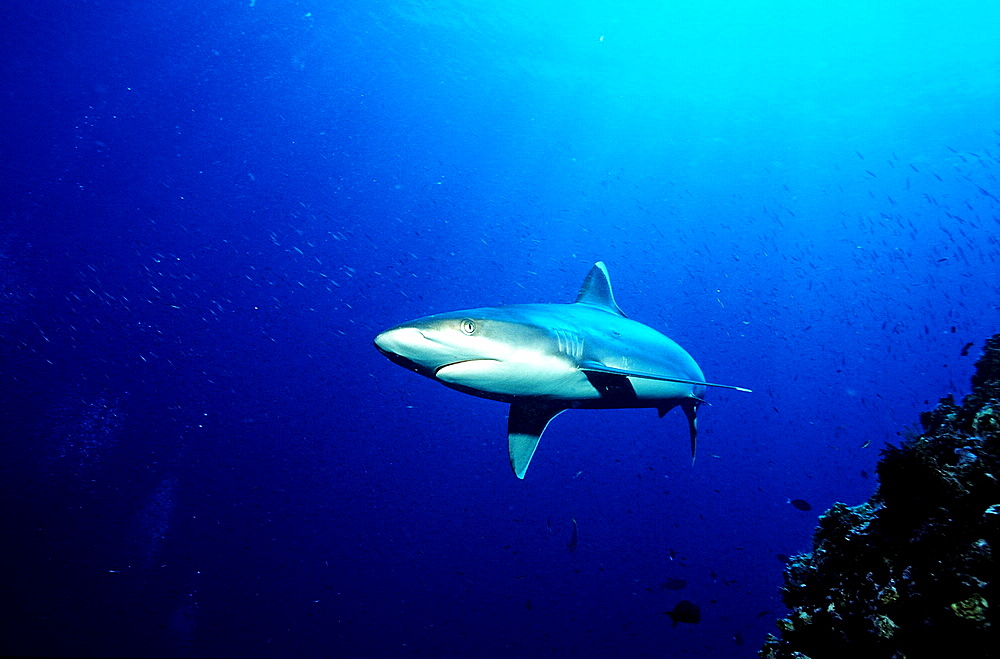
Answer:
top-left (761, 334), bottom-right (999, 658)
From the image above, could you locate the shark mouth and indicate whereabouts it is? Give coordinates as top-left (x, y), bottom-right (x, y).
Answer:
top-left (372, 343), bottom-right (433, 377)
top-left (433, 359), bottom-right (501, 378)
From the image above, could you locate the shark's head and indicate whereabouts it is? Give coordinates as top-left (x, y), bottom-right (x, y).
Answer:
top-left (374, 307), bottom-right (574, 400)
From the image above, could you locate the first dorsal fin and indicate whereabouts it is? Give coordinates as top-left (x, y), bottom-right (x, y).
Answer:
top-left (574, 261), bottom-right (626, 317)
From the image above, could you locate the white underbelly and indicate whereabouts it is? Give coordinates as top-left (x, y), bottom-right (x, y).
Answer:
top-left (435, 357), bottom-right (598, 399)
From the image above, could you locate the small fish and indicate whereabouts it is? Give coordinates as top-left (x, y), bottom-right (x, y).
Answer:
top-left (567, 518), bottom-right (578, 553)
top-left (961, 342), bottom-right (974, 357)
top-left (661, 578), bottom-right (687, 591)
top-left (664, 600), bottom-right (701, 626)
top-left (789, 498), bottom-right (812, 511)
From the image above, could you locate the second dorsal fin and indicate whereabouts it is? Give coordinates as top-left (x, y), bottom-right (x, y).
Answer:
top-left (574, 261), bottom-right (626, 317)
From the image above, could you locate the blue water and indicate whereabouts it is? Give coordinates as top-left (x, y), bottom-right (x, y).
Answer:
top-left (2, 1), bottom-right (998, 656)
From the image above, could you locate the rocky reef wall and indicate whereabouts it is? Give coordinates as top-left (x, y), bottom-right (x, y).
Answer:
top-left (761, 333), bottom-right (999, 658)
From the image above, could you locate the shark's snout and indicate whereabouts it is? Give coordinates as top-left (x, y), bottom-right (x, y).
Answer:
top-left (373, 326), bottom-right (426, 358)
top-left (374, 326), bottom-right (451, 378)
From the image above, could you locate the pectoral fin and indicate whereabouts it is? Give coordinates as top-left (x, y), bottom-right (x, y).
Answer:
top-left (507, 403), bottom-right (566, 479)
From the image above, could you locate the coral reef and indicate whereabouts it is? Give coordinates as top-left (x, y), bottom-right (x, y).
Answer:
top-left (761, 334), bottom-right (999, 658)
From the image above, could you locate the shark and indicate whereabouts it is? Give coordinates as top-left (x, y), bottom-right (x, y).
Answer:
top-left (373, 262), bottom-right (750, 478)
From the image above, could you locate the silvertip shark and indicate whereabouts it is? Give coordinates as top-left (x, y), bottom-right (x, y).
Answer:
top-left (374, 262), bottom-right (751, 479)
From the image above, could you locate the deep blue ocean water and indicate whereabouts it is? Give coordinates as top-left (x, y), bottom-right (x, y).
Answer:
top-left (2, 1), bottom-right (998, 657)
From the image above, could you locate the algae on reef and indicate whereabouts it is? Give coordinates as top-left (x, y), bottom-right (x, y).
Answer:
top-left (761, 333), bottom-right (999, 659)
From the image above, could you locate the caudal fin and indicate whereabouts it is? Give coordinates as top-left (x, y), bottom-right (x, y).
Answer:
top-left (681, 399), bottom-right (700, 464)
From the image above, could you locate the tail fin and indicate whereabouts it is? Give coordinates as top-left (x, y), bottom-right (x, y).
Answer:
top-left (680, 399), bottom-right (700, 464)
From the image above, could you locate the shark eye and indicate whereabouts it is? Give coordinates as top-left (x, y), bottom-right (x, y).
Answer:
top-left (460, 319), bottom-right (477, 335)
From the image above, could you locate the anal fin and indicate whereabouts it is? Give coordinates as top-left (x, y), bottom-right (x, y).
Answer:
top-left (507, 402), bottom-right (566, 479)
